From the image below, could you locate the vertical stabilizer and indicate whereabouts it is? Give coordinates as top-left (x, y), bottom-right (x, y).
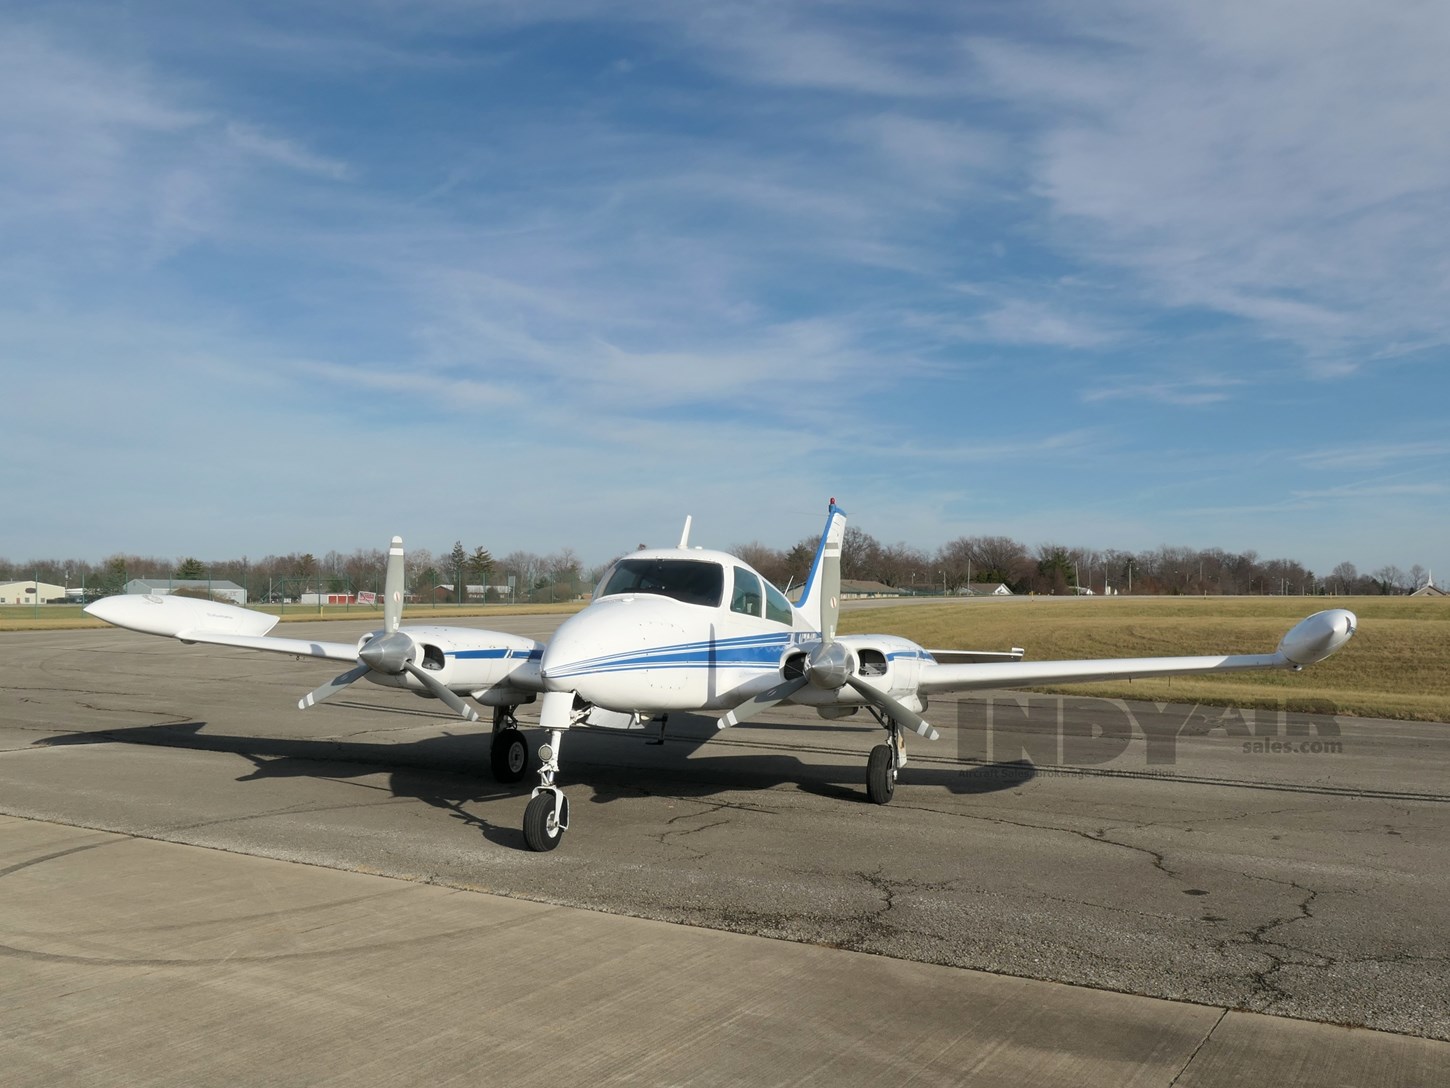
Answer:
top-left (795, 500), bottom-right (846, 636)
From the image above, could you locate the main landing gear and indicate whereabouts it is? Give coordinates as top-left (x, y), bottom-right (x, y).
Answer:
top-left (489, 706), bottom-right (530, 784)
top-left (866, 709), bottom-right (908, 805)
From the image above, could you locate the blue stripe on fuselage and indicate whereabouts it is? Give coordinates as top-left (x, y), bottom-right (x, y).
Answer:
top-left (546, 631), bottom-right (797, 679)
top-left (448, 648), bottom-right (543, 661)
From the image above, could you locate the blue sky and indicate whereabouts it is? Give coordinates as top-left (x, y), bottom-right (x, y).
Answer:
top-left (2, 1), bottom-right (1446, 575)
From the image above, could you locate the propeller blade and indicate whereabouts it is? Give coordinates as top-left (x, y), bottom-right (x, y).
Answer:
top-left (297, 663), bottom-right (371, 710)
top-left (402, 661), bottom-right (480, 722)
top-left (717, 676), bottom-right (809, 729)
top-left (384, 536), bottom-right (405, 635)
top-left (844, 677), bottom-right (939, 740)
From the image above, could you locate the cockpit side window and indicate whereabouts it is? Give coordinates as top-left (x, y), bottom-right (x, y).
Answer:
top-left (763, 581), bottom-right (793, 625)
top-left (730, 566), bottom-right (763, 617)
top-left (599, 559), bottom-right (724, 607)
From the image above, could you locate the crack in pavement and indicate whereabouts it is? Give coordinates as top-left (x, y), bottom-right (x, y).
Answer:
top-left (653, 800), bottom-right (749, 858)
top-left (1215, 874), bottom-right (1330, 1013)
top-left (897, 802), bottom-right (1182, 879)
top-left (847, 867), bottom-right (961, 949)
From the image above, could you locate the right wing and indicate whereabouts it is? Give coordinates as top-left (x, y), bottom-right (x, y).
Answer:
top-left (85, 594), bottom-right (360, 662)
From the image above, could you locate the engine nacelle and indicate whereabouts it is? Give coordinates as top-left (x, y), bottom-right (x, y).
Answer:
top-left (359, 625), bottom-right (543, 698)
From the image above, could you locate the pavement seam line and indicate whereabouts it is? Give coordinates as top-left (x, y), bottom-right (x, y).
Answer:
top-left (1168, 1007), bottom-right (1228, 1087)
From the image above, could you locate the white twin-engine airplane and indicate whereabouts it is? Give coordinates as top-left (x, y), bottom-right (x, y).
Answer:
top-left (85, 501), bottom-right (1358, 852)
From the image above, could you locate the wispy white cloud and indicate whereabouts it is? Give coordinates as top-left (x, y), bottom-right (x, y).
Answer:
top-left (224, 122), bottom-right (351, 180)
top-left (1, 3), bottom-right (1445, 579)
top-left (668, 5), bottom-right (955, 98)
top-left (1082, 375), bottom-right (1245, 406)
top-left (963, 0), bottom-right (1450, 362)
top-left (1290, 482), bottom-right (1448, 500)
top-left (842, 113), bottom-right (1010, 196)
top-left (0, 28), bottom-right (208, 243)
top-left (1294, 440), bottom-right (1450, 471)
top-left (970, 297), bottom-right (1121, 349)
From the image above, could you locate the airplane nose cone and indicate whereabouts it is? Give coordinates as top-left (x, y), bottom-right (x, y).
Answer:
top-left (540, 611), bottom-right (618, 692)
top-left (541, 597), bottom-right (690, 705)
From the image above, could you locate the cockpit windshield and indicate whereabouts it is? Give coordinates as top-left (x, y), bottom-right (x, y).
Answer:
top-left (598, 558), bottom-right (725, 608)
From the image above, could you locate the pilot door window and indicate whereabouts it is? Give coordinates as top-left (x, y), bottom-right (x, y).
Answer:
top-left (730, 567), bottom-right (764, 617)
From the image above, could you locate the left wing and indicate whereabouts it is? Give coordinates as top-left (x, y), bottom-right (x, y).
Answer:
top-left (917, 608), bottom-right (1356, 694)
top-left (720, 608), bottom-right (1355, 733)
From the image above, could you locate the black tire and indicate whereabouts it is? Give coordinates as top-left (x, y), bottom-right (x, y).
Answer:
top-left (867, 744), bottom-right (896, 804)
top-left (523, 792), bottom-right (564, 851)
top-left (490, 728), bottom-right (530, 783)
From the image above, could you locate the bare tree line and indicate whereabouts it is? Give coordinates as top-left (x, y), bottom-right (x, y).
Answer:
top-left (0, 530), bottom-right (1432, 600)
top-left (0, 544), bottom-right (589, 604)
top-left (735, 529), bottom-right (1426, 597)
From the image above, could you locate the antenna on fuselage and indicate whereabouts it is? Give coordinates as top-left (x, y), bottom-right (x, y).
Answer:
top-left (678, 515), bottom-right (692, 549)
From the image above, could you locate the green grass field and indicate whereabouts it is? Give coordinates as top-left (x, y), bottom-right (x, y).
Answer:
top-left (844, 596), bottom-right (1450, 722)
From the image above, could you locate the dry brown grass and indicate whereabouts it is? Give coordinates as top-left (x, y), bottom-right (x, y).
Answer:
top-left (843, 595), bottom-right (1450, 723)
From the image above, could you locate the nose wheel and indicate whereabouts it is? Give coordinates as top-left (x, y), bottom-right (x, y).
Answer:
top-left (523, 789), bottom-right (569, 851)
top-left (522, 708), bottom-right (577, 851)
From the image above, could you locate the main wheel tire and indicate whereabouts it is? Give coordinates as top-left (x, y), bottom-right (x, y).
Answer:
top-left (523, 792), bottom-right (564, 851)
top-left (867, 744), bottom-right (896, 804)
top-left (490, 728), bottom-right (530, 783)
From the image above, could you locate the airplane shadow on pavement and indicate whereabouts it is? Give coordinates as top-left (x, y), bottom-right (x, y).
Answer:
top-left (36, 714), bottom-right (1035, 851)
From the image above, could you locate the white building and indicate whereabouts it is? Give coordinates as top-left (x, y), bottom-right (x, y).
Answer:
top-left (1411, 571), bottom-right (1446, 598)
top-left (300, 592), bottom-right (359, 606)
top-left (0, 580), bottom-right (67, 605)
top-left (123, 578), bottom-right (248, 605)
top-left (437, 583), bottom-right (510, 601)
top-left (958, 583), bottom-right (1014, 597)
